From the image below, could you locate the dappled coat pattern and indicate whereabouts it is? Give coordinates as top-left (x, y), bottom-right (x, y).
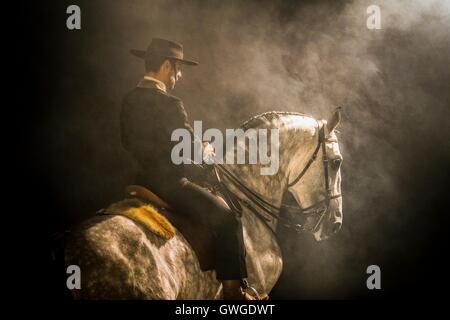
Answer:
top-left (65, 111), bottom-right (343, 299)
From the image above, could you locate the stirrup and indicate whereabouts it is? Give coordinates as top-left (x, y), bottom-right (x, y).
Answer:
top-left (241, 279), bottom-right (265, 300)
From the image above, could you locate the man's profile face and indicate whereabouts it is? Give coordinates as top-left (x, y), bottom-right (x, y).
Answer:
top-left (167, 60), bottom-right (182, 90)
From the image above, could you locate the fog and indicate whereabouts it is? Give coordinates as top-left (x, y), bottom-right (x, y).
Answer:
top-left (25, 0), bottom-right (450, 298)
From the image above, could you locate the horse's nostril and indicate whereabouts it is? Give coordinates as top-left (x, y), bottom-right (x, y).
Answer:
top-left (332, 222), bottom-right (342, 233)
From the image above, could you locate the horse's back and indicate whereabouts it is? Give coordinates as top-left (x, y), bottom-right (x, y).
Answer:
top-left (65, 214), bottom-right (207, 299)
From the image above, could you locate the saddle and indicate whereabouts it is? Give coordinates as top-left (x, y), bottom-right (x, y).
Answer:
top-left (106, 185), bottom-right (216, 271)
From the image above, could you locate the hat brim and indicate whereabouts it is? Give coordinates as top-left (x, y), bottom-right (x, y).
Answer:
top-left (130, 49), bottom-right (198, 66)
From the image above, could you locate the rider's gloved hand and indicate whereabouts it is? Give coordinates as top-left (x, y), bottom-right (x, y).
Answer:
top-left (202, 141), bottom-right (216, 165)
top-left (185, 141), bottom-right (216, 185)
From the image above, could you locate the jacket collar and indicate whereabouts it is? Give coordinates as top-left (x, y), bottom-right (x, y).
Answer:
top-left (137, 76), bottom-right (167, 92)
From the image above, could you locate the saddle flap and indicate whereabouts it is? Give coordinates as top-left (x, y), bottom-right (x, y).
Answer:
top-left (124, 185), bottom-right (215, 271)
top-left (100, 198), bottom-right (176, 240)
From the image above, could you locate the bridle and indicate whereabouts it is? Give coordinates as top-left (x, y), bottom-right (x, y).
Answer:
top-left (213, 121), bottom-right (341, 234)
top-left (284, 121), bottom-right (342, 232)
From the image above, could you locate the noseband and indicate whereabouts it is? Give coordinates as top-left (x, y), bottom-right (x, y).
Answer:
top-left (213, 122), bottom-right (341, 234)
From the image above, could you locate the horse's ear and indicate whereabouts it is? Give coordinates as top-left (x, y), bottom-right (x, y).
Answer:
top-left (327, 107), bottom-right (341, 133)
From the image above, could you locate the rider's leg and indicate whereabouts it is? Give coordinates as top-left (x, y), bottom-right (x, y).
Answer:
top-left (158, 177), bottom-right (249, 299)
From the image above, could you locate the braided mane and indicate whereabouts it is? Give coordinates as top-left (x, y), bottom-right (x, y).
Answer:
top-left (240, 111), bottom-right (316, 130)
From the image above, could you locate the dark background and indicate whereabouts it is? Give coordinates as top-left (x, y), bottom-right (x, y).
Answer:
top-left (20, 0), bottom-right (450, 299)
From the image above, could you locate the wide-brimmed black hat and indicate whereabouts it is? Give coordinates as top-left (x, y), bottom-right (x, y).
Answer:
top-left (130, 38), bottom-right (198, 66)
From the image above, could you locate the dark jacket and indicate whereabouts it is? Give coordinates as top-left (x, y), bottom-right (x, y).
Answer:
top-left (120, 78), bottom-right (195, 194)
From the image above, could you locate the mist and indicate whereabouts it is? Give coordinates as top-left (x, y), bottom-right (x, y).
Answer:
top-left (24, 0), bottom-right (450, 299)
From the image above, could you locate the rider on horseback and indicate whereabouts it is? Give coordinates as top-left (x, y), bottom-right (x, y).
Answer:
top-left (120, 38), bottom-right (257, 300)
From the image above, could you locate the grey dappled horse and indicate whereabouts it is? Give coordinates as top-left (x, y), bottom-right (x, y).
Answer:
top-left (65, 110), bottom-right (343, 299)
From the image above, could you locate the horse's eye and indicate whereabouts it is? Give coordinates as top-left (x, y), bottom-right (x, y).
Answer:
top-left (331, 158), bottom-right (342, 169)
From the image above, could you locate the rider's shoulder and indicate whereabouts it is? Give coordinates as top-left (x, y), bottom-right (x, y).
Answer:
top-left (160, 91), bottom-right (183, 105)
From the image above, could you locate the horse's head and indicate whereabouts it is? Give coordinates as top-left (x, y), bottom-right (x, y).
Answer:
top-left (287, 109), bottom-right (343, 241)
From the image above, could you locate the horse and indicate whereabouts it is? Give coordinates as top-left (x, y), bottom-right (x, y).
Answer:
top-left (64, 110), bottom-right (343, 299)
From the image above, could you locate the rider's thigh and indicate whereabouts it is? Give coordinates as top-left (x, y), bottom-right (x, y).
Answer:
top-left (168, 177), bottom-right (235, 228)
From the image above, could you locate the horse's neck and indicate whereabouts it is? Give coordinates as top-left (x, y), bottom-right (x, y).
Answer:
top-left (218, 115), bottom-right (320, 293)
top-left (221, 145), bottom-right (292, 293)
top-left (221, 118), bottom-right (319, 232)
top-left (222, 163), bottom-right (284, 233)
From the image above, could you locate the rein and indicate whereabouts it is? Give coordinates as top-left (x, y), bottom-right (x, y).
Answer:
top-left (213, 121), bottom-right (341, 233)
